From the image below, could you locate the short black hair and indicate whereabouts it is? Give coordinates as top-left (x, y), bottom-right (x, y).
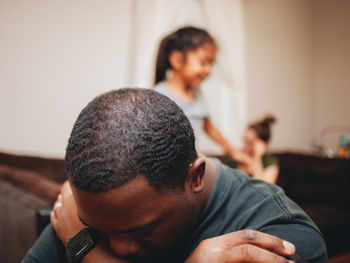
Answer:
top-left (65, 88), bottom-right (197, 192)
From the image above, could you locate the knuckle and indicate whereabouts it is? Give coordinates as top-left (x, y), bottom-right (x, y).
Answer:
top-left (268, 234), bottom-right (284, 250)
top-left (241, 229), bottom-right (257, 241)
top-left (198, 239), bottom-right (210, 249)
top-left (273, 237), bottom-right (283, 248)
top-left (239, 244), bottom-right (254, 260)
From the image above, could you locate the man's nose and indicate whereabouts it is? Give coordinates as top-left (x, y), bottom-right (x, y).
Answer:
top-left (109, 237), bottom-right (140, 258)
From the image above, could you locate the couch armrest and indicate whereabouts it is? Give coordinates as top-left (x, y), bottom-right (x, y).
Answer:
top-left (0, 164), bottom-right (61, 205)
top-left (0, 181), bottom-right (51, 263)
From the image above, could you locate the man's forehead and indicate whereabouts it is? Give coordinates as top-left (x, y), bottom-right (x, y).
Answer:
top-left (71, 175), bottom-right (180, 232)
top-left (72, 174), bottom-right (158, 209)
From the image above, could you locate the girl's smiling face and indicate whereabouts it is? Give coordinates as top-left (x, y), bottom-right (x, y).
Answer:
top-left (179, 43), bottom-right (216, 89)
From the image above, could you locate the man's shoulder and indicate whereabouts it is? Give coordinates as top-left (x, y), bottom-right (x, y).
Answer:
top-left (196, 160), bottom-right (323, 240)
top-left (199, 160), bottom-right (327, 262)
top-left (182, 160), bottom-right (327, 261)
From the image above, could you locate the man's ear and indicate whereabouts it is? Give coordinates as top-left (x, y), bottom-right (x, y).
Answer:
top-left (187, 158), bottom-right (206, 193)
top-left (169, 50), bottom-right (185, 71)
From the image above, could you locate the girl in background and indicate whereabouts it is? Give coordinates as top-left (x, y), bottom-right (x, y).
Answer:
top-left (154, 26), bottom-right (251, 169)
top-left (240, 115), bottom-right (279, 184)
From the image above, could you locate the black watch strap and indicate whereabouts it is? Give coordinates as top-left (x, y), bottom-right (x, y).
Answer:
top-left (66, 228), bottom-right (98, 263)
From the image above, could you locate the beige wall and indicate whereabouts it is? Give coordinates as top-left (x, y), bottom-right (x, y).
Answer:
top-left (244, 0), bottom-right (315, 152)
top-left (244, 0), bottom-right (350, 153)
top-left (0, 0), bottom-right (132, 157)
top-left (314, 0), bottom-right (350, 154)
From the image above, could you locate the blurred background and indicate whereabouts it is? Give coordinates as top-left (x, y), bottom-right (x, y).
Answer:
top-left (1, 0), bottom-right (349, 158)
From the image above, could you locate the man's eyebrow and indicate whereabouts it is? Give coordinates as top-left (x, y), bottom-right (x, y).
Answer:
top-left (118, 218), bottom-right (161, 234)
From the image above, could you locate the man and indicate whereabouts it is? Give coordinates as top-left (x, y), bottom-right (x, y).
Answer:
top-left (23, 88), bottom-right (327, 263)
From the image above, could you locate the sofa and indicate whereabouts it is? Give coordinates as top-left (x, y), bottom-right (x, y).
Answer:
top-left (1, 151), bottom-right (349, 262)
top-left (273, 152), bottom-right (350, 258)
top-left (0, 152), bottom-right (65, 263)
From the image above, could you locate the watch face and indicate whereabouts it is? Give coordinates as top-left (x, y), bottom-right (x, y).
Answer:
top-left (67, 228), bottom-right (95, 257)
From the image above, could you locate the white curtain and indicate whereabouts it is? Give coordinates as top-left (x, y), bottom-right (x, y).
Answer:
top-left (201, 0), bottom-right (247, 152)
top-left (126, 0), bottom-right (247, 154)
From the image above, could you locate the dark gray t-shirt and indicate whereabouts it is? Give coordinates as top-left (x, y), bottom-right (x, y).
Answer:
top-left (180, 160), bottom-right (327, 263)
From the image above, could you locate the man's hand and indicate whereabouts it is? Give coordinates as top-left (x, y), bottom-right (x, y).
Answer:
top-left (50, 180), bottom-right (85, 245)
top-left (50, 181), bottom-right (130, 263)
top-left (185, 229), bottom-right (296, 263)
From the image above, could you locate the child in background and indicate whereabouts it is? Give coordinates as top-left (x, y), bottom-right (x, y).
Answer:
top-left (239, 115), bottom-right (279, 184)
top-left (154, 26), bottom-right (251, 169)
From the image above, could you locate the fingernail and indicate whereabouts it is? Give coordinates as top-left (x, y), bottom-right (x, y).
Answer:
top-left (283, 240), bottom-right (295, 252)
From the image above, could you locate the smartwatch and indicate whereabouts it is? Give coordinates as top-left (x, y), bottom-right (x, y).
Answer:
top-left (66, 228), bottom-right (98, 263)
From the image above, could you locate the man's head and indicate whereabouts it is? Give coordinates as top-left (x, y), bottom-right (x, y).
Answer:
top-left (65, 88), bottom-right (197, 192)
top-left (65, 88), bottom-right (207, 262)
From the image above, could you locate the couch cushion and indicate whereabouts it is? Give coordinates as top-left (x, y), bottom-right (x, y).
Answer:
top-left (0, 164), bottom-right (61, 204)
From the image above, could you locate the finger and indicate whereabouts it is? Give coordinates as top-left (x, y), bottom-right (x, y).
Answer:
top-left (221, 244), bottom-right (293, 263)
top-left (53, 199), bottom-right (63, 212)
top-left (52, 192), bottom-right (63, 207)
top-left (219, 229), bottom-right (295, 256)
top-left (60, 180), bottom-right (69, 192)
top-left (50, 210), bottom-right (57, 226)
top-left (60, 180), bottom-right (72, 198)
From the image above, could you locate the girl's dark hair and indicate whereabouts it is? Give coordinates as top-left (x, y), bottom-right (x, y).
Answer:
top-left (154, 26), bottom-right (216, 85)
top-left (249, 115), bottom-right (277, 143)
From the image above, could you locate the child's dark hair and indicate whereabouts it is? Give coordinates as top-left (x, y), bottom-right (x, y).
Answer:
top-left (249, 115), bottom-right (277, 143)
top-left (154, 26), bottom-right (216, 85)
